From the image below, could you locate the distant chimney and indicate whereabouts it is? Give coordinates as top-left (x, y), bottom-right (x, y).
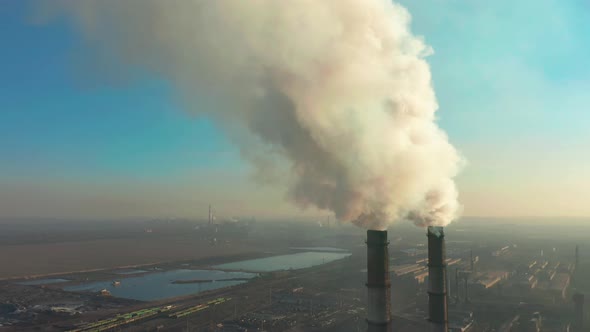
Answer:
top-left (464, 274), bottom-right (469, 303)
top-left (427, 226), bottom-right (448, 332)
top-left (208, 204), bottom-right (212, 226)
top-left (455, 268), bottom-right (460, 303)
top-left (573, 293), bottom-right (584, 332)
top-left (447, 271), bottom-right (452, 303)
top-left (366, 230), bottom-right (392, 332)
top-left (470, 249), bottom-right (474, 272)
top-left (575, 245), bottom-right (580, 270)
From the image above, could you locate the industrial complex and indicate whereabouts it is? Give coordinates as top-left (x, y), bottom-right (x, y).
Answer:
top-left (0, 219), bottom-right (588, 331)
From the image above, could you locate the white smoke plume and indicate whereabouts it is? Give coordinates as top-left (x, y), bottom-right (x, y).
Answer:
top-left (39, 0), bottom-right (463, 230)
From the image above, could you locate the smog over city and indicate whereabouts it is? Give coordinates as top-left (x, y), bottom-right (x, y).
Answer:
top-left (1, 1), bottom-right (590, 332)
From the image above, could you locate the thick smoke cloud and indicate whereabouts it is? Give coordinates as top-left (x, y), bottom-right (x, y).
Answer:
top-left (41, 0), bottom-right (463, 230)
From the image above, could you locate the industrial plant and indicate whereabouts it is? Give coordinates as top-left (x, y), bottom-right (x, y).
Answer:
top-left (358, 222), bottom-right (585, 332)
top-left (3, 0), bottom-right (589, 331)
top-left (1, 218), bottom-right (586, 332)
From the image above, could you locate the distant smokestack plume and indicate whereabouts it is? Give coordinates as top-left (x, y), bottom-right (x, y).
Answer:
top-left (39, 0), bottom-right (463, 230)
top-left (366, 230), bottom-right (392, 332)
top-left (427, 226), bottom-right (448, 332)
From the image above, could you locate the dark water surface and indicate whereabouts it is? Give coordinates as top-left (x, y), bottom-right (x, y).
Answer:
top-left (214, 251), bottom-right (352, 272)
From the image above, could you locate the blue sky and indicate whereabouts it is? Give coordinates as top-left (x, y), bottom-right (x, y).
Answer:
top-left (397, 0), bottom-right (590, 217)
top-left (1, 1), bottom-right (239, 180)
top-left (1, 0), bottom-right (590, 219)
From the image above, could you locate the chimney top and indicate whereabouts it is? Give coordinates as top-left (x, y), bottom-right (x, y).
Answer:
top-left (367, 229), bottom-right (389, 246)
top-left (427, 226), bottom-right (444, 238)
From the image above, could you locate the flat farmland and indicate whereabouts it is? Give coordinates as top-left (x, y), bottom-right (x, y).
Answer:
top-left (0, 221), bottom-right (287, 280)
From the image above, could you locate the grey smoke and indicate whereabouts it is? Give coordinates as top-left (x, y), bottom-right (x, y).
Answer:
top-left (39, 0), bottom-right (463, 230)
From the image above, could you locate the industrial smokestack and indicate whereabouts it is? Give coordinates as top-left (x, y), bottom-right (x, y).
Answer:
top-left (447, 271), bottom-right (452, 303)
top-left (575, 245), bottom-right (580, 270)
top-left (366, 230), bottom-right (392, 332)
top-left (464, 275), bottom-right (469, 303)
top-left (455, 268), bottom-right (460, 303)
top-left (208, 204), bottom-right (212, 226)
top-left (427, 226), bottom-right (448, 332)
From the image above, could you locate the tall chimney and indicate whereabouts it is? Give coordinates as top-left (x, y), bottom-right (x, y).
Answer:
top-left (366, 230), bottom-right (392, 332)
top-left (575, 245), bottom-right (579, 270)
top-left (447, 271), bottom-right (452, 303)
top-left (208, 204), bottom-right (212, 226)
top-left (464, 275), bottom-right (469, 303)
top-left (455, 268), bottom-right (460, 303)
top-left (470, 249), bottom-right (474, 272)
top-left (427, 226), bottom-right (448, 332)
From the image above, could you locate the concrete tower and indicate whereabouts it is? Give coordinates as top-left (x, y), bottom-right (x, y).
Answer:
top-left (427, 226), bottom-right (449, 332)
top-left (575, 245), bottom-right (579, 270)
top-left (366, 230), bottom-right (392, 332)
